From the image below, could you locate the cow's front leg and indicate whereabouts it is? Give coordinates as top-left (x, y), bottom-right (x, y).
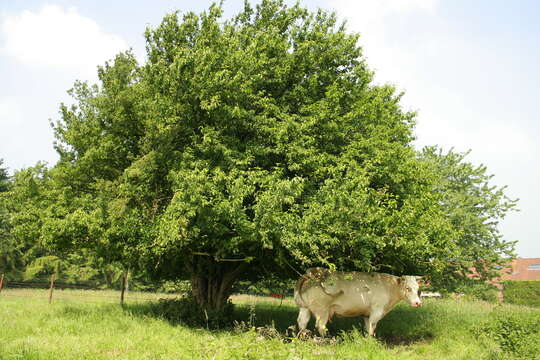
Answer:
top-left (315, 311), bottom-right (330, 337)
top-left (363, 316), bottom-right (371, 336)
top-left (297, 307), bottom-right (311, 334)
top-left (366, 309), bottom-right (384, 336)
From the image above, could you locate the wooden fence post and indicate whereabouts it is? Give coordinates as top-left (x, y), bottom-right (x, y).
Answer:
top-left (0, 273), bottom-right (4, 294)
top-left (120, 272), bottom-right (128, 306)
top-left (48, 273), bottom-right (55, 304)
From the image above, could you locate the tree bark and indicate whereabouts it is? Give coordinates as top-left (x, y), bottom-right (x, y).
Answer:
top-left (186, 256), bottom-right (247, 311)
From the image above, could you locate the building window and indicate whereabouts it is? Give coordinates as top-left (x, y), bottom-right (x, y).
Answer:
top-left (528, 264), bottom-right (540, 270)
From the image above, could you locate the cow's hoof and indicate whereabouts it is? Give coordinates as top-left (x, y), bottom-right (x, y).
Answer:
top-left (285, 325), bottom-right (297, 338)
top-left (297, 329), bottom-right (312, 339)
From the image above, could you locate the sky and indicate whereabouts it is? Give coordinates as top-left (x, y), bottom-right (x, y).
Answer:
top-left (0, 0), bottom-right (538, 257)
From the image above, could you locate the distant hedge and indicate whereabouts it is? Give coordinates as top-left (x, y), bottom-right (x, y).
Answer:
top-left (503, 281), bottom-right (540, 308)
top-left (453, 281), bottom-right (500, 303)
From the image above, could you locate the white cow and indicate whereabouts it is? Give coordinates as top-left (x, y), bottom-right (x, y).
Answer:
top-left (294, 268), bottom-right (423, 337)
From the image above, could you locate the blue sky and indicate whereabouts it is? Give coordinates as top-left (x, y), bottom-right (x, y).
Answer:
top-left (1, 0), bottom-right (538, 257)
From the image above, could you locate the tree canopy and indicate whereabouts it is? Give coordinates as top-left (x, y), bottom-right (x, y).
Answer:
top-left (0, 159), bottom-right (16, 274)
top-left (2, 1), bottom-right (517, 312)
top-left (0, 159), bottom-right (8, 192)
top-left (419, 147), bottom-right (516, 285)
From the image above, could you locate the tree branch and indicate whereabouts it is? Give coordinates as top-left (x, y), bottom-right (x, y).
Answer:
top-left (191, 251), bottom-right (253, 262)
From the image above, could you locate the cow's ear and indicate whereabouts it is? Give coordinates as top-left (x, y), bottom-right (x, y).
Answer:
top-left (416, 276), bottom-right (425, 286)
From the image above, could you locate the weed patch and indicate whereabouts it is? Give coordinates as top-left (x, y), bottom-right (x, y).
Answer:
top-left (477, 306), bottom-right (540, 359)
top-left (503, 281), bottom-right (540, 308)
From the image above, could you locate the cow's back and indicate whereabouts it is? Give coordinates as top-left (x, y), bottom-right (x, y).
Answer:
top-left (329, 272), bottom-right (400, 317)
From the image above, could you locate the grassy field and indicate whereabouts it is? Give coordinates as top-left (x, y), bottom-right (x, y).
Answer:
top-left (0, 288), bottom-right (538, 360)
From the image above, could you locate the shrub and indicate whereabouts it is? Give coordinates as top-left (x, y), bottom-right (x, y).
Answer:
top-left (503, 281), bottom-right (540, 308)
top-left (478, 308), bottom-right (540, 359)
top-left (157, 280), bottom-right (192, 294)
top-left (233, 277), bottom-right (294, 297)
top-left (455, 281), bottom-right (500, 303)
top-left (152, 294), bottom-right (235, 329)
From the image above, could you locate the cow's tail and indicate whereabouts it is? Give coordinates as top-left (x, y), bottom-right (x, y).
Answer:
top-left (294, 274), bottom-right (311, 308)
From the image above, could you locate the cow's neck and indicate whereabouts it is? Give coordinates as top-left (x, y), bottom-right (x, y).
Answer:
top-left (384, 293), bottom-right (403, 313)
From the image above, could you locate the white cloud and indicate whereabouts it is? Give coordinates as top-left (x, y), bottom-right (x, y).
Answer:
top-left (1, 4), bottom-right (128, 77)
top-left (328, 0), bottom-right (438, 86)
top-left (328, 0), bottom-right (536, 159)
top-left (0, 5), bottom-right (128, 172)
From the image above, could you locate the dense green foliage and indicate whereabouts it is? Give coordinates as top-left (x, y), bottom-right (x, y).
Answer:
top-left (478, 307), bottom-right (540, 359)
top-left (503, 280), bottom-right (540, 308)
top-left (419, 148), bottom-right (516, 286)
top-left (0, 1), bottom-right (517, 316)
top-left (0, 159), bottom-right (8, 192)
top-left (453, 280), bottom-right (500, 303)
top-left (234, 276), bottom-right (295, 297)
top-left (0, 158), bottom-right (18, 277)
top-left (0, 163), bottom-right (130, 287)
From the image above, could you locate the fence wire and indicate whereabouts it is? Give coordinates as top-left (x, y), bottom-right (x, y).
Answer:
top-left (0, 276), bottom-right (178, 304)
top-left (0, 275), bottom-right (291, 305)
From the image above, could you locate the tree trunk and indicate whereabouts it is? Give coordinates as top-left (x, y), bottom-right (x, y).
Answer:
top-left (186, 256), bottom-right (247, 311)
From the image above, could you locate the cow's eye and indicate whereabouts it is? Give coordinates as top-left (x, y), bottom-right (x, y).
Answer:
top-left (406, 287), bottom-right (411, 291)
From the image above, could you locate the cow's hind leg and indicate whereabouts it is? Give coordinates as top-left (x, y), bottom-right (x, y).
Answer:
top-left (315, 310), bottom-right (330, 337)
top-left (297, 307), bottom-right (311, 334)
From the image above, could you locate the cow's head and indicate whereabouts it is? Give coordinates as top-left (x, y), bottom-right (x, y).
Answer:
top-left (398, 276), bottom-right (423, 307)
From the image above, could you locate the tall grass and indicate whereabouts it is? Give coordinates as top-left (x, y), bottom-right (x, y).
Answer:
top-left (0, 289), bottom-right (538, 359)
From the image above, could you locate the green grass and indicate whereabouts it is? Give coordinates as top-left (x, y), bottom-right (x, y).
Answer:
top-left (0, 289), bottom-right (538, 359)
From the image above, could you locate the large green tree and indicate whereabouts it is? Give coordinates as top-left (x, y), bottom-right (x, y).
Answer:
top-left (32, 1), bottom-right (515, 312)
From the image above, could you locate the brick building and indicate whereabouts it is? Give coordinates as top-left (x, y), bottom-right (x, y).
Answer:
top-left (498, 258), bottom-right (540, 281)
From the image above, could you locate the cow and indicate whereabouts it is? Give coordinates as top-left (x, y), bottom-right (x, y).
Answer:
top-left (294, 268), bottom-right (423, 337)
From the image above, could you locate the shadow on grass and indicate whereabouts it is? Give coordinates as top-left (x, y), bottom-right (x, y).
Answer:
top-left (234, 301), bottom-right (298, 331)
top-left (376, 304), bottom-right (438, 346)
top-left (120, 297), bottom-right (436, 346)
top-left (120, 299), bottom-right (298, 333)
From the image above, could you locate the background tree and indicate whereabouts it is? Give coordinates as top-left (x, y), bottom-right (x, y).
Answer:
top-left (3, 163), bottom-right (134, 286)
top-left (24, 0), bottom-right (516, 315)
top-left (1, 164), bottom-right (57, 279)
top-left (420, 147), bottom-right (517, 288)
top-left (0, 159), bottom-right (8, 192)
top-left (0, 158), bottom-right (19, 276)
